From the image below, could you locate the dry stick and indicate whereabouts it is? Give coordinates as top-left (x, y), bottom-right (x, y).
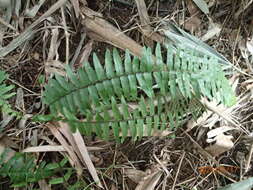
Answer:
top-left (60, 7), bottom-right (70, 64)
top-left (7, 78), bottom-right (38, 95)
top-left (47, 28), bottom-right (59, 61)
top-left (153, 154), bottom-right (170, 177)
top-left (202, 98), bottom-right (248, 134)
top-left (235, 0), bottom-right (253, 19)
top-left (0, 16), bottom-right (17, 31)
top-left (80, 6), bottom-right (143, 57)
top-left (171, 151), bottom-right (185, 190)
top-left (245, 143), bottom-right (253, 173)
top-left (183, 130), bottom-right (219, 165)
top-left (70, 0), bottom-right (80, 18)
top-left (135, 0), bottom-right (153, 46)
top-left (195, 172), bottom-right (214, 188)
top-left (216, 170), bottom-right (237, 183)
top-left (78, 39), bottom-right (93, 65)
top-left (70, 33), bottom-right (86, 66)
top-left (0, 0), bottom-right (68, 57)
top-left (134, 0), bottom-right (164, 44)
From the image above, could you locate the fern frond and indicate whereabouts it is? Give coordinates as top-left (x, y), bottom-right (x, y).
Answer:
top-left (61, 95), bottom-right (204, 142)
top-left (0, 150), bottom-right (56, 187)
top-left (43, 45), bottom-right (235, 141)
top-left (0, 70), bottom-right (17, 116)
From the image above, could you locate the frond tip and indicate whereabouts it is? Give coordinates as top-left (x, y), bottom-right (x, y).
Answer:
top-left (43, 44), bottom-right (236, 141)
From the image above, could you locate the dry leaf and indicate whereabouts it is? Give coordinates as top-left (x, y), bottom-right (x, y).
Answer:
top-left (124, 168), bottom-right (147, 183)
top-left (201, 98), bottom-right (240, 128)
top-left (110, 184), bottom-right (118, 190)
top-left (192, 0), bottom-right (209, 14)
top-left (24, 0), bottom-right (46, 17)
top-left (47, 123), bottom-right (83, 175)
top-left (45, 60), bottom-right (66, 77)
top-left (0, 136), bottom-right (18, 149)
top-left (78, 40), bottom-right (93, 66)
top-left (15, 88), bottom-right (25, 111)
top-left (18, 114), bottom-right (33, 129)
top-left (206, 126), bottom-right (235, 139)
top-left (239, 39), bottom-right (249, 59)
top-left (186, 110), bottom-right (212, 131)
top-left (23, 145), bottom-right (103, 153)
top-left (187, 0), bottom-right (199, 15)
top-left (238, 36), bottom-right (253, 65)
top-left (201, 22), bottom-right (221, 41)
top-left (23, 145), bottom-right (66, 153)
top-left (58, 121), bottom-right (83, 162)
top-left (135, 171), bottom-right (163, 190)
top-left (246, 37), bottom-right (253, 56)
top-left (81, 6), bottom-right (144, 57)
top-left (0, 142), bottom-right (15, 162)
top-left (185, 17), bottom-right (202, 33)
top-left (185, 0), bottom-right (202, 33)
top-left (70, 0), bottom-right (80, 18)
top-left (187, 99), bottom-right (236, 131)
top-left (47, 28), bottom-right (60, 61)
top-left (205, 133), bottom-right (234, 157)
top-left (38, 180), bottom-right (52, 190)
top-left (73, 129), bottom-right (103, 188)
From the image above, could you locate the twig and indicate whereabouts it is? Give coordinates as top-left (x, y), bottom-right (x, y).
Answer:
top-left (172, 151), bottom-right (185, 190)
top-left (153, 154), bottom-right (170, 176)
top-left (0, 17), bottom-right (17, 32)
top-left (245, 143), bottom-right (253, 173)
top-left (47, 28), bottom-right (59, 61)
top-left (70, 0), bottom-right (80, 17)
top-left (7, 78), bottom-right (39, 95)
top-left (135, 0), bottom-right (151, 28)
top-left (183, 130), bottom-right (219, 165)
top-left (134, 0), bottom-right (164, 44)
top-left (70, 33), bottom-right (86, 67)
top-left (80, 6), bottom-right (143, 57)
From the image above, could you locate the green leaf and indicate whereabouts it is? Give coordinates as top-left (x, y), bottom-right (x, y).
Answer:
top-left (111, 97), bottom-right (122, 120)
top-left (105, 49), bottom-right (115, 78)
top-left (192, 0), bottom-right (209, 14)
top-left (137, 119), bottom-right (144, 139)
top-left (113, 48), bottom-right (124, 75)
top-left (124, 50), bottom-right (132, 73)
top-left (155, 43), bottom-right (163, 65)
top-left (139, 96), bottom-right (147, 117)
top-left (120, 122), bottom-right (128, 142)
top-left (49, 177), bottom-right (64, 185)
top-left (93, 53), bottom-right (106, 80)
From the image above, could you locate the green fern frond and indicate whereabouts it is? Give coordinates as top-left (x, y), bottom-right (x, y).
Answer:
top-left (60, 96), bottom-right (204, 142)
top-left (0, 149), bottom-right (56, 187)
top-left (43, 45), bottom-right (235, 141)
top-left (0, 70), bottom-right (17, 117)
